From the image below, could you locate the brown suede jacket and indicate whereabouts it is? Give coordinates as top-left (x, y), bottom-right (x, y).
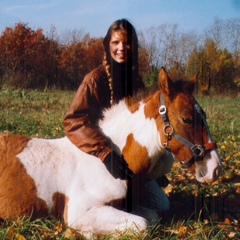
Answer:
top-left (64, 65), bottom-right (112, 161)
top-left (64, 64), bottom-right (144, 162)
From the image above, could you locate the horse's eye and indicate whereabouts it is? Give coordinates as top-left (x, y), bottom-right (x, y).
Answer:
top-left (182, 118), bottom-right (192, 124)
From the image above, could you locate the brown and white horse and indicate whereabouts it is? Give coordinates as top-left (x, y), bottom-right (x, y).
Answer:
top-left (0, 68), bottom-right (221, 238)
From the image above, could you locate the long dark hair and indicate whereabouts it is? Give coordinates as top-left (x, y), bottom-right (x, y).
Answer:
top-left (102, 19), bottom-right (140, 104)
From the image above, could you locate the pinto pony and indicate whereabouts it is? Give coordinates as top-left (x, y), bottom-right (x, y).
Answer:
top-left (0, 68), bottom-right (221, 238)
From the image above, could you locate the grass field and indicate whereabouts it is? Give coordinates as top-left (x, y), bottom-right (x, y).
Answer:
top-left (0, 87), bottom-right (239, 239)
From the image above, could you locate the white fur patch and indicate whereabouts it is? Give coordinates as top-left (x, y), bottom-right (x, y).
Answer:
top-left (99, 101), bottom-right (164, 161)
top-left (18, 137), bottom-right (127, 213)
top-left (99, 100), bottom-right (172, 178)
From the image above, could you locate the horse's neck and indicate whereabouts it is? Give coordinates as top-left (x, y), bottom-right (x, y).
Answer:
top-left (99, 100), bottom-right (164, 164)
top-left (99, 101), bottom-right (133, 152)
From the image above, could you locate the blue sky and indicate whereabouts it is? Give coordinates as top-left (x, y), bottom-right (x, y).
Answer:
top-left (1, 0), bottom-right (240, 37)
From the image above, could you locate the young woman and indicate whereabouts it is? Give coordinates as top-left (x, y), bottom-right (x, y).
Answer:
top-left (64, 19), bottom-right (172, 221)
top-left (64, 19), bottom-right (143, 179)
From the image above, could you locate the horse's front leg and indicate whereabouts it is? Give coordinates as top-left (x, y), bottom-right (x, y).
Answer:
top-left (68, 204), bottom-right (148, 238)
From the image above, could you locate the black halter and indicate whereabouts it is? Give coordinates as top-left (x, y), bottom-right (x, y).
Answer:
top-left (159, 93), bottom-right (217, 168)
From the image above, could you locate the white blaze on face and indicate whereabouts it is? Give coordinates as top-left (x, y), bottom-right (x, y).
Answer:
top-left (195, 149), bottom-right (222, 183)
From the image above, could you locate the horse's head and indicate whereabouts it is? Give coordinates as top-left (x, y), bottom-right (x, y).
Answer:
top-left (151, 67), bottom-right (222, 183)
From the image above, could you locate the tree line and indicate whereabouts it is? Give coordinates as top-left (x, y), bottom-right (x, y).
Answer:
top-left (0, 18), bottom-right (239, 94)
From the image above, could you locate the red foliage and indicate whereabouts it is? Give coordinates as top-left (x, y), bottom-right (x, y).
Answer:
top-left (0, 22), bottom-right (150, 89)
top-left (0, 23), bottom-right (57, 88)
top-left (56, 35), bottom-right (104, 88)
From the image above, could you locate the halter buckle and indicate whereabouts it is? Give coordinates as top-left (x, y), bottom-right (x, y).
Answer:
top-left (190, 145), bottom-right (205, 157)
top-left (159, 105), bottom-right (167, 115)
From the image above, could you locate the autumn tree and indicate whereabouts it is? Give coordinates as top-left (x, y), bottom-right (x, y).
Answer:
top-left (1, 19), bottom-right (238, 92)
top-left (57, 40), bottom-right (86, 89)
top-left (204, 18), bottom-right (240, 93)
top-left (186, 39), bottom-right (235, 94)
top-left (57, 33), bottom-right (103, 89)
top-left (84, 37), bottom-right (104, 71)
top-left (0, 23), bottom-right (58, 89)
top-left (44, 25), bottom-right (60, 88)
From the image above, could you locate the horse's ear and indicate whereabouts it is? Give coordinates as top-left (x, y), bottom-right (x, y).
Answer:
top-left (191, 72), bottom-right (199, 83)
top-left (187, 72), bottom-right (199, 93)
top-left (158, 67), bottom-right (173, 95)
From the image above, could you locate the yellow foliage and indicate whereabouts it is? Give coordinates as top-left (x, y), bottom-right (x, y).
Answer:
top-left (15, 234), bottom-right (26, 240)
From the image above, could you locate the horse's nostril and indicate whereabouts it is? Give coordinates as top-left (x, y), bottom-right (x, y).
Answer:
top-left (209, 165), bottom-right (222, 183)
top-left (213, 165), bottom-right (221, 181)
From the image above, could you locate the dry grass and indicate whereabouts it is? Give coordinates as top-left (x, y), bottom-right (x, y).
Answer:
top-left (0, 88), bottom-right (239, 239)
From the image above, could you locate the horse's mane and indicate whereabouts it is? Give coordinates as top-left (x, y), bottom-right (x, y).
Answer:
top-left (131, 83), bottom-right (159, 103)
top-left (172, 79), bottom-right (196, 94)
top-left (130, 78), bottom-right (194, 104)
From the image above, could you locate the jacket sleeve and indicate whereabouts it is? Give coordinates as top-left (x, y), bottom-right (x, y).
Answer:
top-left (63, 75), bottom-right (112, 162)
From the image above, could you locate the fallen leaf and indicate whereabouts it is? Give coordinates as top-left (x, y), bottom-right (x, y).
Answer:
top-left (178, 226), bottom-right (189, 237)
top-left (6, 226), bottom-right (16, 239)
top-left (64, 228), bottom-right (76, 239)
top-left (224, 218), bottom-right (231, 225)
top-left (228, 232), bottom-right (236, 238)
top-left (55, 222), bottom-right (63, 234)
top-left (15, 233), bottom-right (26, 240)
top-left (236, 188), bottom-right (240, 194)
top-left (164, 184), bottom-right (173, 196)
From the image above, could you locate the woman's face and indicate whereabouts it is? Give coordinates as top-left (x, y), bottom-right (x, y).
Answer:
top-left (109, 31), bottom-right (130, 63)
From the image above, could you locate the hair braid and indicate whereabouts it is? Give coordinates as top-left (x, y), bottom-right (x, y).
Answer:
top-left (103, 53), bottom-right (114, 105)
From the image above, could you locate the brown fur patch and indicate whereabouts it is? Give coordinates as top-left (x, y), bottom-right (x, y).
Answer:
top-left (52, 192), bottom-right (69, 222)
top-left (0, 134), bottom-right (48, 220)
top-left (125, 97), bottom-right (141, 113)
top-left (122, 134), bottom-right (150, 174)
top-left (144, 92), bottom-right (161, 119)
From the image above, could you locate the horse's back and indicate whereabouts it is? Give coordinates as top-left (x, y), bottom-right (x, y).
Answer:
top-left (0, 134), bottom-right (79, 219)
top-left (0, 134), bottom-right (127, 222)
